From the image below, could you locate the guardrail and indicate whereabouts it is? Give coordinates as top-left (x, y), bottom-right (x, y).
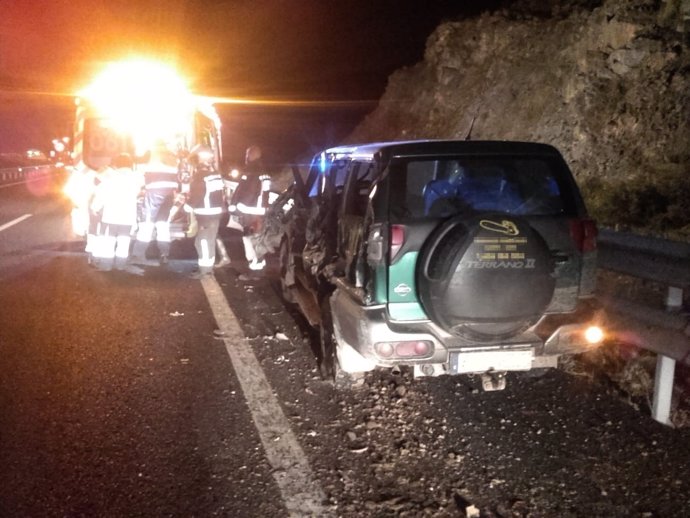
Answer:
top-left (597, 229), bottom-right (690, 426)
top-left (0, 166), bottom-right (28, 184)
top-left (0, 164), bottom-right (64, 189)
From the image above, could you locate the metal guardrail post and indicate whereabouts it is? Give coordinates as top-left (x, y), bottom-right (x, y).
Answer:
top-left (652, 354), bottom-right (676, 426)
top-left (598, 229), bottom-right (690, 427)
top-left (667, 287), bottom-right (684, 312)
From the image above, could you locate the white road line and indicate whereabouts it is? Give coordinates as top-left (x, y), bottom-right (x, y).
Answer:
top-left (201, 276), bottom-right (332, 517)
top-left (0, 214), bottom-right (33, 233)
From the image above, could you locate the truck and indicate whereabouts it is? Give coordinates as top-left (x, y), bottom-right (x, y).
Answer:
top-left (63, 59), bottom-right (223, 241)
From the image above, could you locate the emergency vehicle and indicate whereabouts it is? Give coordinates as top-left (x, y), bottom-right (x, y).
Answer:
top-left (63, 59), bottom-right (223, 240)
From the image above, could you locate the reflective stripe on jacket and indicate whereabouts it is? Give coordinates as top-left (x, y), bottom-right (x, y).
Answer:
top-left (233, 174), bottom-right (270, 216)
top-left (189, 171), bottom-right (225, 216)
top-left (143, 165), bottom-right (179, 192)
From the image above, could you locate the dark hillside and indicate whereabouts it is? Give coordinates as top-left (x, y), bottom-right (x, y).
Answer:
top-left (348, 0), bottom-right (690, 235)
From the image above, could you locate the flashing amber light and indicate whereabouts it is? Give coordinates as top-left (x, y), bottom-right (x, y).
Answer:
top-left (78, 59), bottom-right (196, 150)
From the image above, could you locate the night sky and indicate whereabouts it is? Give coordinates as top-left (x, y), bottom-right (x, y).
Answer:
top-left (0, 1), bottom-right (505, 165)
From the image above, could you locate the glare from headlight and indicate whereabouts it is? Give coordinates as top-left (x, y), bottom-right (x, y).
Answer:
top-left (584, 326), bottom-right (604, 344)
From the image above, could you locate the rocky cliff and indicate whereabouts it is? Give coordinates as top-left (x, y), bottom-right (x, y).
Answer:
top-left (349, 0), bottom-right (690, 192)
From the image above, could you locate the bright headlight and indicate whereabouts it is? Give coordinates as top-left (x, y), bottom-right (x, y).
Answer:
top-left (584, 326), bottom-right (604, 344)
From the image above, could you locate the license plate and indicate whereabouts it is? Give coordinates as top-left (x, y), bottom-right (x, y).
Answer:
top-left (450, 348), bottom-right (533, 374)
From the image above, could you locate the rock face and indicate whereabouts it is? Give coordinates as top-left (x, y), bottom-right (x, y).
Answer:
top-left (349, 0), bottom-right (690, 183)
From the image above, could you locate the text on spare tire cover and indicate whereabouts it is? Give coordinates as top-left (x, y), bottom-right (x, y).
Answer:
top-left (461, 219), bottom-right (536, 270)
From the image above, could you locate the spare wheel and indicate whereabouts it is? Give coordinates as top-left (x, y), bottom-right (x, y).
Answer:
top-left (417, 213), bottom-right (556, 341)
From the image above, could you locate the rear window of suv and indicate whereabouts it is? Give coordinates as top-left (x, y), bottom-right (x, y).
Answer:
top-left (387, 155), bottom-right (578, 221)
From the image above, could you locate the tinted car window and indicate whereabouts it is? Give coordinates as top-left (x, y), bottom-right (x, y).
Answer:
top-left (388, 156), bottom-right (575, 220)
top-left (343, 161), bottom-right (376, 217)
top-left (308, 157), bottom-right (351, 198)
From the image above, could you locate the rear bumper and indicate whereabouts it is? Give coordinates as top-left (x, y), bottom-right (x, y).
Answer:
top-left (330, 288), bottom-right (603, 374)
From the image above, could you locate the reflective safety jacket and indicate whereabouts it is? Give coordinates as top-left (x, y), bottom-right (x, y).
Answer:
top-left (188, 168), bottom-right (225, 216)
top-left (143, 161), bottom-right (179, 192)
top-left (232, 174), bottom-right (271, 216)
top-left (140, 161), bottom-right (179, 222)
top-left (91, 166), bottom-right (144, 226)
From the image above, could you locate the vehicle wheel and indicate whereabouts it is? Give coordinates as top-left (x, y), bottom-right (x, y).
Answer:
top-left (279, 238), bottom-right (295, 304)
top-left (318, 296), bottom-right (363, 389)
top-left (318, 294), bottom-right (337, 380)
top-left (417, 213), bottom-right (556, 341)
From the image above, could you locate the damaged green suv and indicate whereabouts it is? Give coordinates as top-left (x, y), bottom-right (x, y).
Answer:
top-left (264, 140), bottom-right (604, 389)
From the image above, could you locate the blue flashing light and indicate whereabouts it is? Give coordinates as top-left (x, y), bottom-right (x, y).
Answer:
top-left (320, 152), bottom-right (327, 173)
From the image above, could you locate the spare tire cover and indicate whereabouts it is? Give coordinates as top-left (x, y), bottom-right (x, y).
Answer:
top-left (417, 214), bottom-right (555, 338)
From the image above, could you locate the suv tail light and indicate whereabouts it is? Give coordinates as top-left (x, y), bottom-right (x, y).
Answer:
top-left (375, 340), bottom-right (433, 358)
top-left (390, 224), bottom-right (406, 262)
top-left (569, 219), bottom-right (598, 253)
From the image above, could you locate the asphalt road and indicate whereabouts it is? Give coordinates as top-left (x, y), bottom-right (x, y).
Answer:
top-left (1, 175), bottom-right (689, 517)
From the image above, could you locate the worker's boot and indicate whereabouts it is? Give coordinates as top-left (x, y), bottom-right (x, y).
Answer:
top-left (215, 239), bottom-right (231, 268)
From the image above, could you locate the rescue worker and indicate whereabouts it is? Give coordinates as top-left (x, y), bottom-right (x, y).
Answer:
top-left (214, 164), bottom-right (233, 268)
top-left (64, 163), bottom-right (103, 264)
top-left (187, 145), bottom-right (226, 278)
top-left (230, 145), bottom-right (270, 270)
top-left (164, 152), bottom-right (194, 236)
top-left (167, 152), bottom-right (230, 268)
top-left (90, 153), bottom-right (144, 273)
top-left (131, 143), bottom-right (179, 266)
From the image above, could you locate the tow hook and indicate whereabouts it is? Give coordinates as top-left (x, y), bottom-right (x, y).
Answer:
top-left (481, 371), bottom-right (507, 391)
